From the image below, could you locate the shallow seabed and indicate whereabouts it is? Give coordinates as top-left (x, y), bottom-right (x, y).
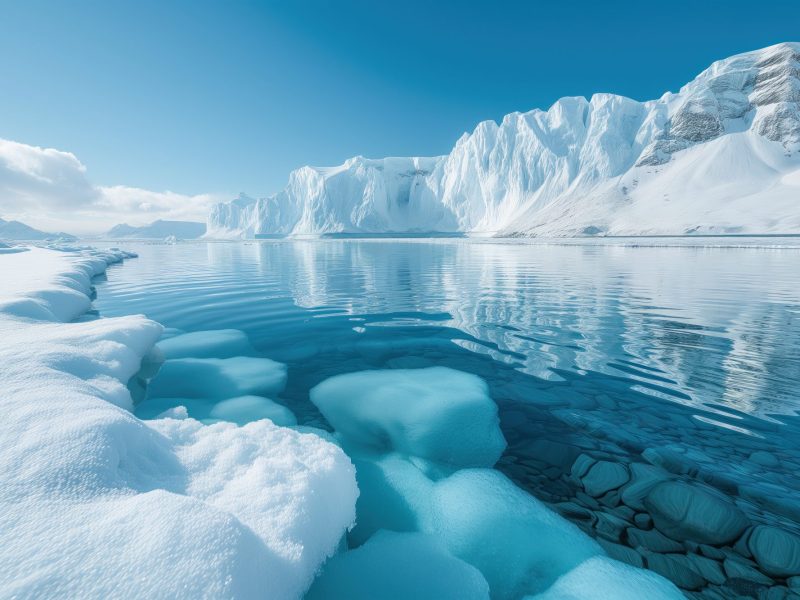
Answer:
top-left (94, 237), bottom-right (800, 599)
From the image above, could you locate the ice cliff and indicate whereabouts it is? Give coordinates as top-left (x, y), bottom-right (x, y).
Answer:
top-left (207, 42), bottom-right (800, 237)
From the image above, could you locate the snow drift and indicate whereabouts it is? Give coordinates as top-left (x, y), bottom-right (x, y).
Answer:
top-left (0, 246), bottom-right (357, 599)
top-left (207, 42), bottom-right (800, 238)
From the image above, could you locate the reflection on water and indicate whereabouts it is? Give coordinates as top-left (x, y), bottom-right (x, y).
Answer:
top-left (96, 239), bottom-right (800, 419)
top-left (94, 238), bottom-right (800, 597)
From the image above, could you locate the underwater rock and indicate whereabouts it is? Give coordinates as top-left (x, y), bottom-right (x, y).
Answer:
top-left (634, 513), bottom-right (653, 530)
top-left (684, 553), bottom-right (726, 585)
top-left (524, 439), bottom-right (581, 470)
top-left (596, 539), bottom-right (644, 568)
top-left (580, 461), bottom-right (630, 497)
top-left (620, 463), bottom-right (672, 511)
top-left (747, 526), bottom-right (800, 578)
top-left (627, 527), bottom-right (685, 553)
top-left (723, 556), bottom-right (774, 585)
top-left (571, 454), bottom-right (598, 480)
top-left (594, 512), bottom-right (629, 543)
top-left (644, 480), bottom-right (749, 545)
top-left (748, 451), bottom-right (780, 468)
top-left (644, 553), bottom-right (706, 590)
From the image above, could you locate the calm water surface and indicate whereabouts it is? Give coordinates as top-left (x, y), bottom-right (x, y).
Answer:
top-left (93, 238), bottom-right (800, 595)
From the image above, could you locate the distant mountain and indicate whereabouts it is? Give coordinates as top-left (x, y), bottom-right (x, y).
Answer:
top-left (0, 218), bottom-right (76, 241)
top-left (208, 42), bottom-right (800, 238)
top-left (105, 220), bottom-right (206, 239)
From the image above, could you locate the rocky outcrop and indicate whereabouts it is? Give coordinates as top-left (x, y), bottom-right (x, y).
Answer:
top-left (644, 481), bottom-right (750, 545)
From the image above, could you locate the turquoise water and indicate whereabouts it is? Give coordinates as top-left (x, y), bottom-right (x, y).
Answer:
top-left (93, 238), bottom-right (800, 596)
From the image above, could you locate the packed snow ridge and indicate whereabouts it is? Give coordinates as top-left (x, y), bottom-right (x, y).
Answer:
top-left (207, 42), bottom-right (800, 238)
top-left (0, 245), bottom-right (357, 598)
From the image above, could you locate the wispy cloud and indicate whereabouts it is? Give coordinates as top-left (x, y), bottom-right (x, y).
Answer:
top-left (0, 138), bottom-right (225, 234)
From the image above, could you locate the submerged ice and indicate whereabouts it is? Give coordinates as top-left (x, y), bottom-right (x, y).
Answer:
top-left (307, 531), bottom-right (490, 600)
top-left (310, 367), bottom-right (507, 470)
top-left (147, 356), bottom-right (287, 399)
top-left (136, 328), bottom-right (298, 427)
top-left (309, 366), bottom-right (683, 599)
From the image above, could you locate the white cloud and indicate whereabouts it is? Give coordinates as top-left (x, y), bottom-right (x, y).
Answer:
top-left (0, 138), bottom-right (226, 235)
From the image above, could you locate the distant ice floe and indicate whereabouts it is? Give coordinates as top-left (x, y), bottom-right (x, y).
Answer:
top-left (0, 247), bottom-right (357, 599)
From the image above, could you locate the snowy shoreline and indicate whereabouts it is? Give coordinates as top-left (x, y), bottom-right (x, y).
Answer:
top-left (0, 246), bottom-right (357, 598)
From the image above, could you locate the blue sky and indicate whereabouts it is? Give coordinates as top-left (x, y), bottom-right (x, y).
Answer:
top-left (1, 0), bottom-right (799, 200)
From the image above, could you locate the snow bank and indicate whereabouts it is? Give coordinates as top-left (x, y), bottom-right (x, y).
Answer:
top-left (0, 247), bottom-right (358, 599)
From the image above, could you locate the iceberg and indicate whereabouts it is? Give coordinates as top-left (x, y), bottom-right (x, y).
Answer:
top-left (208, 42), bottom-right (800, 238)
top-left (0, 246), bottom-right (357, 598)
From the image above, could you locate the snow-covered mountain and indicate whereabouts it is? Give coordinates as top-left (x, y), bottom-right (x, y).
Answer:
top-left (207, 42), bottom-right (800, 238)
top-left (0, 218), bottom-right (76, 241)
top-left (106, 220), bottom-right (206, 239)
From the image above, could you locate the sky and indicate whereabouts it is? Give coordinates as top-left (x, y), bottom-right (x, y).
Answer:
top-left (0, 0), bottom-right (799, 233)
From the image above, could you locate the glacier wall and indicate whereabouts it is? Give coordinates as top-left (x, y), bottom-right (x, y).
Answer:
top-left (207, 42), bottom-right (800, 238)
